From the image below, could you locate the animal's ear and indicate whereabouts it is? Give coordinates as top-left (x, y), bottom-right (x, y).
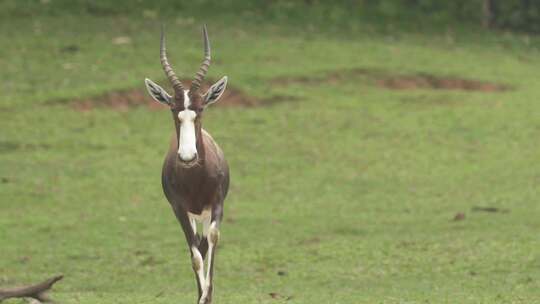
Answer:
top-left (203, 76), bottom-right (227, 107)
top-left (145, 78), bottom-right (173, 106)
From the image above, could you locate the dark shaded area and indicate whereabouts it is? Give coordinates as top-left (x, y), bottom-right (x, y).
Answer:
top-left (472, 206), bottom-right (510, 213)
top-left (268, 292), bottom-right (293, 301)
top-left (453, 212), bottom-right (466, 221)
top-left (0, 141), bottom-right (51, 154)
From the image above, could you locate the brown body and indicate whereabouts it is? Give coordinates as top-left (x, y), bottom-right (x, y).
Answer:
top-left (162, 130), bottom-right (229, 217)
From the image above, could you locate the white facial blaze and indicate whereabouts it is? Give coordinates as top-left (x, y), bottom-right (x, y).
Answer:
top-left (178, 90), bottom-right (198, 162)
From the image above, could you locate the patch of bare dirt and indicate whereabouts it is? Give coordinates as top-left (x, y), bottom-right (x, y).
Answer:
top-left (71, 79), bottom-right (261, 112)
top-left (270, 75), bottom-right (322, 86)
top-left (271, 68), bottom-right (512, 92)
top-left (378, 74), bottom-right (511, 92)
top-left (269, 69), bottom-right (377, 86)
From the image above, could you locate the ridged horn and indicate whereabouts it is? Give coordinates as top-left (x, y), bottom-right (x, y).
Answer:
top-left (160, 25), bottom-right (185, 94)
top-left (189, 25), bottom-right (211, 94)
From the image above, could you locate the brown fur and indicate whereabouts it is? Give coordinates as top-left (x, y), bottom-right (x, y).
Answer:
top-left (161, 128), bottom-right (229, 216)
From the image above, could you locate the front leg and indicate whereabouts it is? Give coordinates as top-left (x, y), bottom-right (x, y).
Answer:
top-left (170, 204), bottom-right (205, 302)
top-left (199, 204), bottom-right (223, 304)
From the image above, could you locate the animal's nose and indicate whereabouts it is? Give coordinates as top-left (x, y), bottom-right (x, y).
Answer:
top-left (178, 152), bottom-right (198, 163)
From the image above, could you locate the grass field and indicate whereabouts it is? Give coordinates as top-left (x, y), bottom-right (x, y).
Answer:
top-left (1, 2), bottom-right (540, 303)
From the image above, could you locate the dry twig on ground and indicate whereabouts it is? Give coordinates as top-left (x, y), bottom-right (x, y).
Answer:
top-left (0, 275), bottom-right (63, 303)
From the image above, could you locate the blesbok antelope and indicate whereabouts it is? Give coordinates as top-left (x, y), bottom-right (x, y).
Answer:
top-left (144, 25), bottom-right (229, 304)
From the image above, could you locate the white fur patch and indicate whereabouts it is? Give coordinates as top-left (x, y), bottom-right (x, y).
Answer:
top-left (190, 218), bottom-right (197, 234)
top-left (183, 90), bottom-right (191, 109)
top-left (205, 222), bottom-right (218, 277)
top-left (207, 222), bottom-right (219, 246)
top-left (177, 90), bottom-right (198, 162)
top-left (188, 207), bottom-right (211, 236)
top-left (191, 246), bottom-right (206, 287)
top-left (200, 221), bottom-right (219, 304)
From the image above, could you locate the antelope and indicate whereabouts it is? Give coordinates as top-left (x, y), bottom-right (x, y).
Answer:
top-left (144, 25), bottom-right (229, 304)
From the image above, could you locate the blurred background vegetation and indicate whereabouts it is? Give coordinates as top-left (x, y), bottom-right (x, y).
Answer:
top-left (3, 0), bottom-right (540, 32)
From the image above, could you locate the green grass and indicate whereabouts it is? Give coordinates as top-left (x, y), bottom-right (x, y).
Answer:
top-left (1, 3), bottom-right (540, 304)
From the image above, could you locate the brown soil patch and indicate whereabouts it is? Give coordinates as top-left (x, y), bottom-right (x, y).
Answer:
top-left (71, 79), bottom-right (260, 112)
top-left (377, 74), bottom-right (511, 92)
top-left (271, 68), bottom-right (512, 92)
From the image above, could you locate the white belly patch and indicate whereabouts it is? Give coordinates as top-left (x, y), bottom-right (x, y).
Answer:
top-left (188, 208), bottom-right (212, 236)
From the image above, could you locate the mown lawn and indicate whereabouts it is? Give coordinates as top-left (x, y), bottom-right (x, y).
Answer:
top-left (1, 3), bottom-right (540, 304)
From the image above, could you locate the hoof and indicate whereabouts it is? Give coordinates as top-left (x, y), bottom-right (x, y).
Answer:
top-left (199, 296), bottom-right (211, 304)
top-left (199, 286), bottom-right (213, 304)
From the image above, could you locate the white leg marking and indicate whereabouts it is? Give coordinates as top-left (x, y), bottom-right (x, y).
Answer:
top-left (200, 221), bottom-right (219, 304)
top-left (191, 246), bottom-right (206, 287)
top-left (200, 286), bottom-right (209, 304)
top-left (190, 218), bottom-right (197, 235)
top-left (206, 221), bottom-right (219, 279)
top-left (188, 209), bottom-right (215, 304)
top-left (202, 217), bottom-right (211, 237)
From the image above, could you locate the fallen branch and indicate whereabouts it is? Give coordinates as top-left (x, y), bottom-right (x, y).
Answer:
top-left (0, 275), bottom-right (63, 303)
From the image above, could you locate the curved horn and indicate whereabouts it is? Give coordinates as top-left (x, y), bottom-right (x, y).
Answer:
top-left (160, 25), bottom-right (185, 94)
top-left (190, 25), bottom-right (211, 93)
